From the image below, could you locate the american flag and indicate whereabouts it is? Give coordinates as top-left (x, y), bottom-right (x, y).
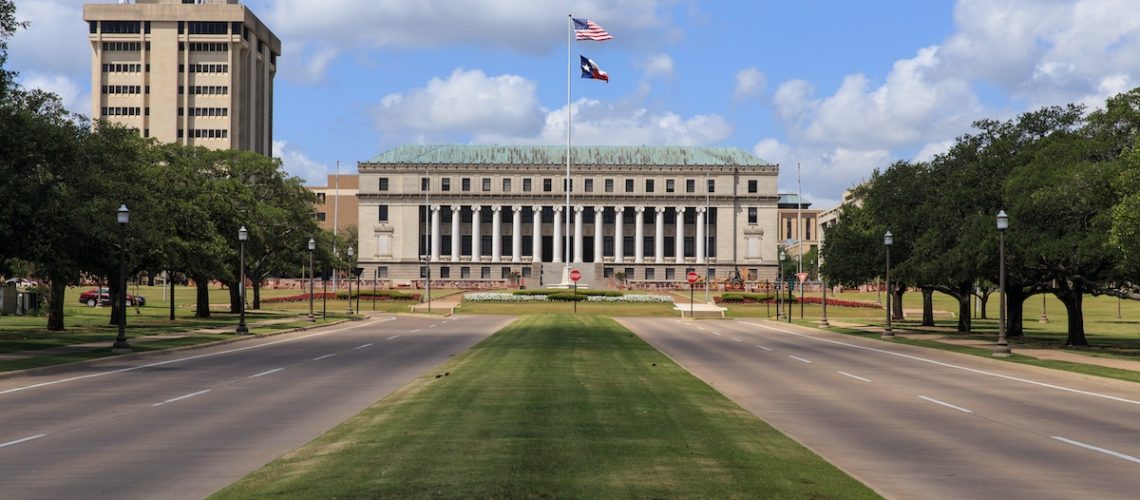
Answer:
top-left (573, 18), bottom-right (613, 41)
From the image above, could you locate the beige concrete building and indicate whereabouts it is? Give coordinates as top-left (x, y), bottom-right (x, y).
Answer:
top-left (777, 193), bottom-right (823, 258)
top-left (84, 0), bottom-right (280, 155)
top-left (308, 174), bottom-right (359, 235)
top-left (357, 145), bottom-right (782, 289)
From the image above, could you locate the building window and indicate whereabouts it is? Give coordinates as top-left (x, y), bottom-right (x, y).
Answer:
top-left (686, 179), bottom-right (696, 193)
top-left (605, 179), bottom-right (614, 193)
top-left (462, 178), bottom-right (471, 191)
top-left (378, 205), bottom-right (389, 222)
top-left (786, 219), bottom-right (792, 239)
top-left (805, 222), bottom-right (811, 241)
top-left (666, 179), bottom-right (675, 193)
top-left (584, 179), bottom-right (594, 192)
top-left (419, 177), bottom-right (429, 191)
top-left (315, 212), bottom-right (326, 221)
top-left (748, 207), bottom-right (757, 224)
top-left (502, 178), bottom-right (512, 192)
top-left (665, 268), bottom-right (675, 280)
top-left (481, 267), bottom-right (491, 279)
top-left (645, 179), bottom-right (655, 193)
top-left (523, 178), bottom-right (533, 192)
top-left (379, 178), bottom-right (389, 191)
top-left (625, 179), bottom-right (634, 192)
top-left (645, 268), bottom-right (656, 280)
top-left (441, 178), bottom-right (451, 191)
top-left (543, 178), bottom-right (552, 192)
top-left (440, 267), bottom-right (450, 278)
top-left (482, 178), bottom-right (491, 192)
top-left (748, 180), bottom-right (758, 193)
top-left (316, 193), bottom-right (326, 203)
top-left (707, 179), bottom-right (715, 193)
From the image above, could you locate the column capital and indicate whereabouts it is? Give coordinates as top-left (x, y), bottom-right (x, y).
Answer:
top-left (574, 206), bottom-right (585, 213)
top-left (696, 206), bottom-right (707, 213)
top-left (594, 205), bottom-right (605, 213)
top-left (512, 205), bottom-right (523, 212)
top-left (431, 204), bottom-right (441, 211)
top-left (532, 205), bottom-right (543, 212)
top-left (615, 206), bottom-right (625, 213)
top-left (634, 206), bottom-right (646, 214)
top-left (656, 206), bottom-right (667, 213)
top-left (471, 205), bottom-right (482, 212)
top-left (676, 206), bottom-right (686, 213)
top-left (553, 205), bottom-right (564, 213)
top-left (450, 204), bottom-right (462, 212)
top-left (491, 205), bottom-right (502, 212)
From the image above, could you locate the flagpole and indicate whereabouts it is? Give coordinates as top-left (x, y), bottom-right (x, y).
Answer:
top-left (565, 14), bottom-right (573, 279)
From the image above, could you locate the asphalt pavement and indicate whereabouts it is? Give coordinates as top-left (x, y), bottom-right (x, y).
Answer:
top-left (620, 317), bottom-right (1140, 500)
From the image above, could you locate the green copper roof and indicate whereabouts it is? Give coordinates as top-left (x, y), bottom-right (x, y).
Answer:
top-left (366, 145), bottom-right (772, 166)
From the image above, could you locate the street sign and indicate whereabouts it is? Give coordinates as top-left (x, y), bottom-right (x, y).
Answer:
top-left (797, 272), bottom-right (808, 283)
top-left (569, 269), bottom-right (582, 282)
top-left (687, 271), bottom-right (699, 284)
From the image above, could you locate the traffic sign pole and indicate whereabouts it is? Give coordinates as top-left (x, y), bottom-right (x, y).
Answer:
top-left (569, 268), bottom-right (581, 314)
top-left (687, 271), bottom-right (698, 318)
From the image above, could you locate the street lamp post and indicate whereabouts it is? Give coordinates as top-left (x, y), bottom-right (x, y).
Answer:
top-left (111, 204), bottom-right (131, 352)
top-left (882, 231), bottom-right (894, 338)
top-left (784, 238), bottom-right (794, 323)
top-left (307, 238), bottom-right (316, 322)
top-left (777, 249), bottom-right (786, 320)
top-left (346, 246), bottom-right (354, 315)
top-left (236, 226), bottom-right (249, 334)
top-left (819, 262), bottom-right (829, 328)
top-left (994, 210), bottom-right (1011, 357)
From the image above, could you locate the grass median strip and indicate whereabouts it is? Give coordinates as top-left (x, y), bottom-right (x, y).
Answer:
top-left (211, 314), bottom-right (878, 499)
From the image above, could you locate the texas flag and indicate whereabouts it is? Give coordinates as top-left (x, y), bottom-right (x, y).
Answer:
top-left (580, 55), bottom-right (609, 83)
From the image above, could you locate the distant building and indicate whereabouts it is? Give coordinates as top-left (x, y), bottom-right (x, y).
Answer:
top-left (817, 188), bottom-right (861, 251)
top-left (307, 174), bottom-right (359, 235)
top-left (356, 145), bottom-right (782, 288)
top-left (83, 0), bottom-right (281, 155)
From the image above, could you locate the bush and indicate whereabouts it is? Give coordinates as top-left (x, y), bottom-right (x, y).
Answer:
top-left (547, 291), bottom-right (589, 302)
top-left (717, 293), bottom-right (777, 304)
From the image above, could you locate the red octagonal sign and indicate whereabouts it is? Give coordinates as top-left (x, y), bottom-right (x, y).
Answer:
top-left (687, 271), bottom-right (699, 283)
top-left (569, 269), bottom-right (582, 282)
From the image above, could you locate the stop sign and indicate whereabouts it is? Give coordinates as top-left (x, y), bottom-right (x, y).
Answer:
top-left (687, 271), bottom-right (699, 283)
top-left (569, 269), bottom-right (582, 282)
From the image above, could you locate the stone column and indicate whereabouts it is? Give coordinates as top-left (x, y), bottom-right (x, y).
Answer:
top-left (655, 206), bottom-right (665, 263)
top-left (573, 206), bottom-right (584, 263)
top-left (593, 206), bottom-right (604, 263)
top-left (430, 204), bottom-right (441, 262)
top-left (491, 205), bottom-right (502, 262)
top-left (696, 207), bottom-right (706, 264)
top-left (450, 205), bottom-right (461, 262)
top-left (675, 207), bottom-right (686, 262)
top-left (614, 206), bottom-right (625, 264)
top-left (552, 206), bottom-right (563, 263)
top-left (634, 206), bottom-right (645, 263)
top-left (471, 205), bottom-right (482, 262)
top-left (511, 205), bottom-right (522, 263)
top-left (532, 205), bottom-right (542, 262)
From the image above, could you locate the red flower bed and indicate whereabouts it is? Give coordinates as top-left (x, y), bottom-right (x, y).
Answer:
top-left (714, 295), bottom-right (881, 309)
top-left (262, 292), bottom-right (420, 303)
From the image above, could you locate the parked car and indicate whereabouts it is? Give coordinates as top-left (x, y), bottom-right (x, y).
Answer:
top-left (78, 288), bottom-right (146, 307)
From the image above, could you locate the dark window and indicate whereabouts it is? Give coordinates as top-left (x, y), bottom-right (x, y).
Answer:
top-left (462, 178), bottom-right (471, 191)
top-left (231, 22), bottom-right (242, 35)
top-left (482, 178), bottom-right (491, 192)
top-left (707, 179), bottom-right (715, 193)
top-left (187, 22), bottom-right (228, 35)
top-left (441, 178), bottom-right (451, 191)
top-left (523, 178), bottom-right (532, 192)
top-left (89, 21), bottom-right (97, 34)
top-left (605, 179), bottom-right (614, 193)
top-left (686, 179), bottom-right (696, 193)
top-left (666, 179), bottom-right (675, 193)
top-left (315, 212), bottom-right (326, 221)
top-left (543, 178), bottom-right (552, 192)
top-left (646, 179), bottom-right (655, 193)
top-left (502, 178), bottom-right (511, 192)
top-left (748, 207), bottom-right (757, 224)
top-left (101, 21), bottom-right (141, 34)
top-left (625, 179), bottom-right (634, 192)
top-left (786, 219), bottom-right (792, 239)
top-left (422, 177), bottom-right (430, 191)
top-left (378, 206), bottom-right (389, 222)
top-left (584, 179), bottom-right (594, 192)
top-left (748, 180), bottom-right (758, 193)
top-left (379, 178), bottom-right (389, 191)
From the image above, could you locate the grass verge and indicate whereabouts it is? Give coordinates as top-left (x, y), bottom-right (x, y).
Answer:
top-left (211, 314), bottom-right (879, 499)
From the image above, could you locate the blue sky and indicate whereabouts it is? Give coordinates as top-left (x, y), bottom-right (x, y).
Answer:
top-left (10, 1), bottom-right (1140, 208)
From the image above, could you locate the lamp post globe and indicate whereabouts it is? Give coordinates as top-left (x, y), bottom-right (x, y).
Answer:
top-left (882, 231), bottom-right (894, 338)
top-left (307, 238), bottom-right (316, 322)
top-left (236, 226), bottom-right (249, 334)
top-left (111, 205), bottom-right (131, 352)
top-left (346, 246), bottom-right (354, 315)
top-left (994, 210), bottom-right (1011, 357)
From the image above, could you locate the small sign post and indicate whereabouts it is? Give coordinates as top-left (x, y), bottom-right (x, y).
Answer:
top-left (569, 268), bottom-right (581, 313)
top-left (687, 271), bottom-right (699, 317)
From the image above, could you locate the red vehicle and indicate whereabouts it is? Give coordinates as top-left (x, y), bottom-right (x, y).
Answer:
top-left (78, 288), bottom-right (147, 307)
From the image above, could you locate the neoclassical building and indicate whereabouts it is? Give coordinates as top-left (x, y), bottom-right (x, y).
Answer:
top-left (356, 145), bottom-right (782, 288)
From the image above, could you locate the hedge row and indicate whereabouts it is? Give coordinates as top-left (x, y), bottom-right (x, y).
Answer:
top-left (262, 290), bottom-right (419, 303)
top-left (512, 289), bottom-right (622, 298)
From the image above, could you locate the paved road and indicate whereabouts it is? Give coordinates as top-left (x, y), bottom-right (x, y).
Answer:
top-left (0, 315), bottom-right (512, 500)
top-left (620, 318), bottom-right (1140, 500)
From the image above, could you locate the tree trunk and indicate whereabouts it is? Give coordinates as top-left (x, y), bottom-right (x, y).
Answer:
top-left (168, 269), bottom-right (176, 321)
top-left (252, 281), bottom-right (262, 310)
top-left (921, 287), bottom-right (935, 326)
top-left (108, 278), bottom-right (122, 327)
top-left (1006, 288), bottom-right (1027, 340)
top-left (956, 293), bottom-right (972, 333)
top-left (193, 274), bottom-right (211, 318)
top-left (1059, 286), bottom-right (1088, 346)
top-left (224, 280), bottom-right (240, 313)
top-left (891, 286), bottom-right (905, 321)
top-left (979, 293), bottom-right (989, 319)
top-left (47, 278), bottom-right (67, 331)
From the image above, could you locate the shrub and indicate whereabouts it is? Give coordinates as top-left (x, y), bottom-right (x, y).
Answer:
top-left (547, 291), bottom-right (589, 302)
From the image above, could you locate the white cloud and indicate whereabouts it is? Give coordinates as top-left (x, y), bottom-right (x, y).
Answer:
top-left (18, 72), bottom-right (88, 115)
top-left (913, 139), bottom-right (956, 163)
top-left (273, 140), bottom-right (329, 186)
top-left (733, 67), bottom-right (765, 102)
top-left (752, 138), bottom-right (891, 209)
top-left (278, 43), bottom-right (340, 85)
top-left (8, 1), bottom-right (88, 76)
top-left (372, 68), bottom-right (544, 137)
top-left (639, 54), bottom-right (674, 80)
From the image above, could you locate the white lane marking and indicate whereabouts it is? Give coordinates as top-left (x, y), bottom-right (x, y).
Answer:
top-left (153, 389), bottom-right (211, 407)
top-left (354, 343), bottom-right (374, 350)
top-left (428, 323), bottom-right (438, 328)
top-left (838, 371), bottom-right (872, 383)
top-left (742, 321), bottom-right (1140, 407)
top-left (920, 395), bottom-right (973, 414)
top-left (754, 344), bottom-right (773, 351)
top-left (249, 368), bottom-right (284, 379)
top-left (732, 338), bottom-right (743, 342)
top-left (0, 434), bottom-right (46, 449)
top-left (1052, 436), bottom-right (1140, 465)
top-left (696, 326), bottom-right (706, 331)
top-left (411, 329), bottom-right (422, 333)
top-left (713, 332), bottom-right (723, 337)
top-left (789, 355), bottom-right (812, 364)
top-left (312, 354), bottom-right (336, 361)
top-left (387, 335), bottom-right (400, 341)
top-left (0, 317), bottom-right (394, 396)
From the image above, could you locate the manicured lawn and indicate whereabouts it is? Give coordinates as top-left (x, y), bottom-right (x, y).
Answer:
top-left (211, 314), bottom-right (878, 499)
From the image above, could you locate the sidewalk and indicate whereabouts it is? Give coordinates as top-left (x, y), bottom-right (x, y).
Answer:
top-left (827, 320), bottom-right (1140, 373)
